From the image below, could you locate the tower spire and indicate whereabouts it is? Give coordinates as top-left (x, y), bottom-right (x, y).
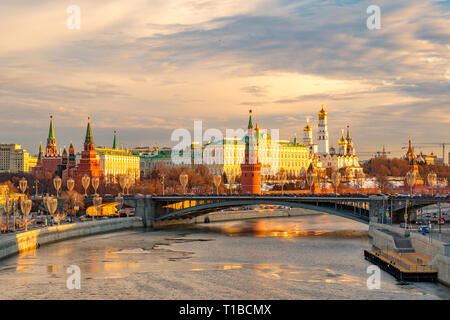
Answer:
top-left (46, 115), bottom-right (58, 156)
top-left (113, 130), bottom-right (118, 149)
top-left (38, 142), bottom-right (43, 161)
top-left (48, 115), bottom-right (55, 140)
top-left (248, 109), bottom-right (253, 129)
top-left (84, 117), bottom-right (94, 146)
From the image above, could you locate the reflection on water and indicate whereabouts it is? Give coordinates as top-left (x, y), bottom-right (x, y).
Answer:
top-left (186, 214), bottom-right (368, 239)
top-left (0, 214), bottom-right (448, 300)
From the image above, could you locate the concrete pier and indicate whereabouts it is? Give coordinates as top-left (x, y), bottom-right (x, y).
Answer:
top-left (368, 222), bottom-right (450, 286)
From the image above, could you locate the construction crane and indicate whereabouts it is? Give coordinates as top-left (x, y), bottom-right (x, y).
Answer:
top-left (402, 142), bottom-right (449, 165)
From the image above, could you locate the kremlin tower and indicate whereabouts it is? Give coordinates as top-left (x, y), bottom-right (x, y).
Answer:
top-left (240, 110), bottom-right (262, 194)
top-left (32, 116), bottom-right (63, 178)
top-left (317, 104), bottom-right (329, 155)
top-left (72, 117), bottom-right (103, 185)
top-left (46, 116), bottom-right (58, 157)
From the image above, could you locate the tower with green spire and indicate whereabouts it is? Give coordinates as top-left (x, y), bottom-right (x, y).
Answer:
top-left (46, 115), bottom-right (58, 156)
top-left (84, 117), bottom-right (94, 151)
top-left (112, 130), bottom-right (118, 149)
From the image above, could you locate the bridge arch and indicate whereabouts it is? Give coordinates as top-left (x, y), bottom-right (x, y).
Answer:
top-left (154, 199), bottom-right (370, 225)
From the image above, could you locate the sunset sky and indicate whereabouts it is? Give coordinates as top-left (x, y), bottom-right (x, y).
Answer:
top-left (0, 0), bottom-right (449, 159)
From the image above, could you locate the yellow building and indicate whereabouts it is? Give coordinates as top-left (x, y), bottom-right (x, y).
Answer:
top-left (95, 131), bottom-right (140, 182)
top-left (203, 131), bottom-right (310, 178)
top-left (86, 202), bottom-right (120, 216)
top-left (0, 144), bottom-right (37, 173)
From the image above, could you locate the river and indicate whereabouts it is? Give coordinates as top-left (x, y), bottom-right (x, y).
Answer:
top-left (0, 213), bottom-right (449, 299)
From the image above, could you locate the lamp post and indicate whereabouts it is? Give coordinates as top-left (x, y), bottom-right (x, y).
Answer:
top-left (82, 174), bottom-right (90, 197)
top-left (213, 174), bottom-right (221, 195)
top-left (53, 176), bottom-right (62, 198)
top-left (119, 175), bottom-right (129, 195)
top-left (356, 171), bottom-right (365, 194)
top-left (93, 196), bottom-right (102, 221)
top-left (34, 180), bottom-right (39, 196)
top-left (66, 178), bottom-right (75, 222)
top-left (67, 178), bottom-right (75, 193)
top-left (279, 170), bottom-right (287, 195)
top-left (47, 196), bottom-right (58, 226)
top-left (115, 194), bottom-right (124, 217)
top-left (427, 171), bottom-right (437, 197)
top-left (405, 170), bottom-right (416, 196)
top-left (299, 168), bottom-right (306, 190)
top-left (179, 173), bottom-right (188, 194)
top-left (20, 198), bottom-right (32, 232)
top-left (331, 171), bottom-right (341, 195)
top-left (306, 171), bottom-right (316, 194)
top-left (92, 177), bottom-right (100, 196)
top-left (228, 172), bottom-right (236, 195)
top-left (19, 177), bottom-right (27, 194)
top-left (4, 196), bottom-right (13, 232)
top-left (160, 174), bottom-right (165, 196)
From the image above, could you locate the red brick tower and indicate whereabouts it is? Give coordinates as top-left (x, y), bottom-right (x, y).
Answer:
top-left (32, 116), bottom-right (62, 178)
top-left (73, 117), bottom-right (103, 185)
top-left (240, 110), bottom-right (262, 194)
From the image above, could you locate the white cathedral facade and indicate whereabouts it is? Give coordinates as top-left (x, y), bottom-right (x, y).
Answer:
top-left (303, 105), bottom-right (362, 178)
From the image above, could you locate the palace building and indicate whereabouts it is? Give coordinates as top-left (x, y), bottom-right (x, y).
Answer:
top-left (95, 131), bottom-right (140, 183)
top-left (202, 114), bottom-right (310, 179)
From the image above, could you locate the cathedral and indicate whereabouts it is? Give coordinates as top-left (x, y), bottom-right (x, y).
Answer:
top-left (303, 105), bottom-right (362, 178)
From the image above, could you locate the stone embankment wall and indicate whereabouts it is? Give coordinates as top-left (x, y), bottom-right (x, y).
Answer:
top-left (0, 217), bottom-right (142, 260)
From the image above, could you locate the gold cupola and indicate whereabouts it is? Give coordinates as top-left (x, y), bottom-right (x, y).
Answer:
top-left (303, 117), bottom-right (312, 131)
top-left (338, 129), bottom-right (347, 146)
top-left (318, 104), bottom-right (327, 120)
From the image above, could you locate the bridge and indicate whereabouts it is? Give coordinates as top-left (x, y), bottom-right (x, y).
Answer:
top-left (94, 194), bottom-right (449, 228)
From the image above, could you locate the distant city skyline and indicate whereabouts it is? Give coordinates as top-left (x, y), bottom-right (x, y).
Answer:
top-left (0, 0), bottom-right (449, 159)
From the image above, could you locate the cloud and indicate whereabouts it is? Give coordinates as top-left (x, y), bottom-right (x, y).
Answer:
top-left (0, 0), bottom-right (448, 160)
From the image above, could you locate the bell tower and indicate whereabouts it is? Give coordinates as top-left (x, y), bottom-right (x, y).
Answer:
top-left (317, 104), bottom-right (329, 155)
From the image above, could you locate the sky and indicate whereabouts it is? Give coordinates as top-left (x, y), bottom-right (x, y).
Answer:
top-left (0, 0), bottom-right (449, 160)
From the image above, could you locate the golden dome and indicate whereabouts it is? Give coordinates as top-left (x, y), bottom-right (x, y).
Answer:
top-left (338, 129), bottom-right (347, 146)
top-left (303, 124), bottom-right (312, 131)
top-left (318, 104), bottom-right (327, 120)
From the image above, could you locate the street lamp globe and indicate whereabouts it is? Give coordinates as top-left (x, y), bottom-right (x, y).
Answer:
top-left (53, 176), bottom-right (62, 197)
top-left (405, 170), bottom-right (416, 196)
top-left (82, 175), bottom-right (90, 197)
top-left (427, 171), bottom-right (437, 196)
top-left (19, 177), bottom-right (27, 194)
top-left (67, 178), bottom-right (75, 193)
top-left (179, 173), bottom-right (188, 194)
